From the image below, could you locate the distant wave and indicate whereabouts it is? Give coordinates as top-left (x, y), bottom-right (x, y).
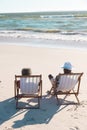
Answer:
top-left (74, 14), bottom-right (87, 18)
top-left (40, 12), bottom-right (87, 19)
top-left (16, 28), bottom-right (61, 33)
top-left (0, 30), bottom-right (87, 42)
top-left (40, 14), bottom-right (74, 19)
top-left (0, 28), bottom-right (81, 35)
top-left (15, 28), bottom-right (87, 35)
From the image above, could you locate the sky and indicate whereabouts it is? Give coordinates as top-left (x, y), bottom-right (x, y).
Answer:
top-left (0, 0), bottom-right (87, 13)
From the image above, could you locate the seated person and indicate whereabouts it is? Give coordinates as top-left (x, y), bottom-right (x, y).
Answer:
top-left (20, 68), bottom-right (39, 94)
top-left (48, 62), bottom-right (73, 94)
top-left (17, 68), bottom-right (31, 88)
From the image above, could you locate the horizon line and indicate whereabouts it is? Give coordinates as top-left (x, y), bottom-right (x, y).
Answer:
top-left (0, 10), bottom-right (87, 14)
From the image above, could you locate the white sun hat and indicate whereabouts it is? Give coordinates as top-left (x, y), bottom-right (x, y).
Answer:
top-left (62, 62), bottom-right (73, 70)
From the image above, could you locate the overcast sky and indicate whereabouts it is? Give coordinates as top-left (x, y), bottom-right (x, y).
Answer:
top-left (0, 0), bottom-right (87, 13)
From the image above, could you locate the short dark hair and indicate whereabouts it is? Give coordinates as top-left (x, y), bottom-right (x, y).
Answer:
top-left (64, 69), bottom-right (71, 74)
top-left (21, 68), bottom-right (31, 76)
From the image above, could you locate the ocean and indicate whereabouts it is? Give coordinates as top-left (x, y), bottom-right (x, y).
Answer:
top-left (0, 11), bottom-right (87, 49)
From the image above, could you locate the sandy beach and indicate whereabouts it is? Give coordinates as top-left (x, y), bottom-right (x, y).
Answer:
top-left (0, 41), bottom-right (87, 130)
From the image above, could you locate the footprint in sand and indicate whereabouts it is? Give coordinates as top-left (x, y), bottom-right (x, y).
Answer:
top-left (70, 126), bottom-right (79, 130)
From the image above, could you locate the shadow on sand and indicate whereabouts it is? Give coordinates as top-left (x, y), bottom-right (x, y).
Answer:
top-left (0, 95), bottom-right (72, 129)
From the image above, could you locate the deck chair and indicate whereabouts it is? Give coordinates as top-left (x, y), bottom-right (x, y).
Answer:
top-left (14, 75), bottom-right (42, 109)
top-left (50, 73), bottom-right (83, 104)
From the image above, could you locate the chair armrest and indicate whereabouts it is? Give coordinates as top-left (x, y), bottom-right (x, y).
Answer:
top-left (14, 80), bottom-right (20, 98)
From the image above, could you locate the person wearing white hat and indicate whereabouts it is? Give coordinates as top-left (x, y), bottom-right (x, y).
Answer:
top-left (48, 62), bottom-right (73, 94)
top-left (62, 62), bottom-right (73, 74)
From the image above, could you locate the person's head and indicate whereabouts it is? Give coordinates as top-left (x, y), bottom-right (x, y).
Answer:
top-left (63, 68), bottom-right (71, 74)
top-left (21, 68), bottom-right (32, 76)
top-left (48, 74), bottom-right (53, 80)
top-left (62, 62), bottom-right (72, 74)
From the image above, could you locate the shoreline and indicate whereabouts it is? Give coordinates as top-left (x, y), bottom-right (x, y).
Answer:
top-left (0, 37), bottom-right (87, 51)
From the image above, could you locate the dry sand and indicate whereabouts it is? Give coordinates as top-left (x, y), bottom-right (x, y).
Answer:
top-left (0, 43), bottom-right (87, 130)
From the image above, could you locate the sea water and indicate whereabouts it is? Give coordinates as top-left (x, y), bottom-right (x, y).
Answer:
top-left (0, 11), bottom-right (87, 49)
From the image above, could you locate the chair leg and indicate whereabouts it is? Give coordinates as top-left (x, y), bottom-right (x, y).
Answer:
top-left (38, 97), bottom-right (40, 108)
top-left (14, 86), bottom-right (16, 99)
top-left (55, 94), bottom-right (60, 104)
top-left (74, 94), bottom-right (80, 104)
top-left (16, 98), bottom-right (18, 109)
top-left (55, 93), bottom-right (79, 105)
top-left (48, 86), bottom-right (55, 95)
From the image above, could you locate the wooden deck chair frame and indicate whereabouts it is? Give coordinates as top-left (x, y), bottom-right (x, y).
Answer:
top-left (53, 73), bottom-right (83, 104)
top-left (14, 75), bottom-right (42, 109)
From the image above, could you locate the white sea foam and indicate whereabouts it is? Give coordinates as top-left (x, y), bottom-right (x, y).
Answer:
top-left (0, 30), bottom-right (87, 42)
